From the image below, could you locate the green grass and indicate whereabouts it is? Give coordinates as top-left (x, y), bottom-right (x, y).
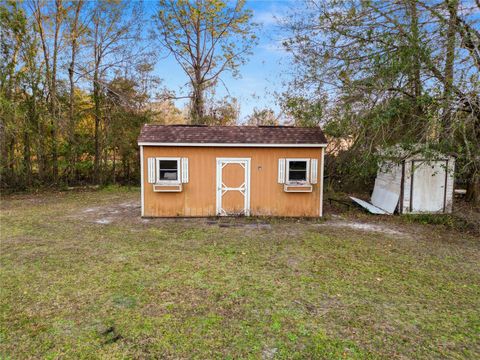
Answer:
top-left (1, 188), bottom-right (479, 359)
top-left (401, 213), bottom-right (479, 234)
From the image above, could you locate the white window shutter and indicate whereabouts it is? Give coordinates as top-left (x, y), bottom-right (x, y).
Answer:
top-left (310, 158), bottom-right (318, 184)
top-left (181, 157), bottom-right (189, 183)
top-left (147, 158), bottom-right (156, 183)
top-left (278, 158), bottom-right (286, 184)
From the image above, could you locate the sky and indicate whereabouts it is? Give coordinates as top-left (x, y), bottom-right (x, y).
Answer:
top-left (148, 0), bottom-right (295, 123)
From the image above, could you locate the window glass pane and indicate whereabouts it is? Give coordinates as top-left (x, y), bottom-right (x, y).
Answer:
top-left (288, 160), bottom-right (307, 181)
top-left (159, 170), bottom-right (178, 180)
top-left (158, 160), bottom-right (178, 181)
top-left (159, 160), bottom-right (177, 170)
top-left (289, 170), bottom-right (307, 181)
top-left (289, 161), bottom-right (307, 171)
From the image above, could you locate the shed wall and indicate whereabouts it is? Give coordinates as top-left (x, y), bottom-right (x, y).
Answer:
top-left (401, 157), bottom-right (455, 214)
top-left (142, 146), bottom-right (323, 217)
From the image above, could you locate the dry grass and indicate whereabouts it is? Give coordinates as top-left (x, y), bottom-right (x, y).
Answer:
top-left (1, 187), bottom-right (479, 359)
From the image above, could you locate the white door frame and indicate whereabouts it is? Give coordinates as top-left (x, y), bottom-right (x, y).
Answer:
top-left (216, 157), bottom-right (251, 216)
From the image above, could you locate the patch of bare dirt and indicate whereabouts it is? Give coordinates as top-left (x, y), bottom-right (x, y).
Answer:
top-left (316, 216), bottom-right (408, 237)
top-left (71, 200), bottom-right (141, 224)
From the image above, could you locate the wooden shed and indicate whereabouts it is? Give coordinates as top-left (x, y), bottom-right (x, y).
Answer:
top-left (138, 125), bottom-right (328, 217)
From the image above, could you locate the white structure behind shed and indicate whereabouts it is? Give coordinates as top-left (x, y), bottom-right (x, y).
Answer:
top-left (400, 155), bottom-right (455, 214)
top-left (351, 151), bottom-right (455, 214)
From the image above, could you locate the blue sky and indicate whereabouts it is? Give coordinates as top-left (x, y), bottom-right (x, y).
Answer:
top-left (149, 0), bottom-right (295, 122)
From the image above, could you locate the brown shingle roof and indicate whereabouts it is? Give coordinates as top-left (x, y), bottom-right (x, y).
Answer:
top-left (138, 125), bottom-right (327, 145)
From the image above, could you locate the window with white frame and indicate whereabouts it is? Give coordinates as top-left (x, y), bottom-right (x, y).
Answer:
top-left (286, 159), bottom-right (309, 183)
top-left (156, 158), bottom-right (180, 183)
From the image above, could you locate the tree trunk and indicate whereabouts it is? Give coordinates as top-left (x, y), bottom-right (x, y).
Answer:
top-left (68, 56), bottom-right (76, 184)
top-left (50, 120), bottom-right (58, 182)
top-left (1, 33), bottom-right (19, 187)
top-left (93, 73), bottom-right (101, 184)
top-left (8, 137), bottom-right (15, 177)
top-left (404, 0), bottom-right (427, 142)
top-left (409, 0), bottom-right (422, 100)
top-left (102, 140), bottom-right (109, 184)
top-left (28, 82), bottom-right (39, 186)
top-left (409, 0), bottom-right (424, 128)
top-left (92, 9), bottom-right (102, 185)
top-left (443, 0), bottom-right (458, 138)
top-left (37, 120), bottom-right (47, 181)
top-left (126, 159), bottom-right (130, 184)
top-left (68, 0), bottom-right (83, 185)
top-left (23, 130), bottom-right (31, 187)
top-left (0, 121), bottom-right (8, 184)
top-left (50, 0), bottom-right (63, 183)
top-left (191, 15), bottom-right (205, 125)
top-left (31, 2), bottom-right (47, 183)
top-left (112, 148), bottom-right (116, 184)
top-left (33, 0), bottom-right (60, 183)
top-left (465, 172), bottom-right (479, 205)
top-left (192, 83), bottom-right (205, 124)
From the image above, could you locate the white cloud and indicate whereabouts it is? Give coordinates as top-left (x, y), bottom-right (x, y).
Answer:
top-left (260, 39), bottom-right (288, 54)
top-left (251, 1), bottom-right (291, 27)
top-left (253, 10), bottom-right (280, 26)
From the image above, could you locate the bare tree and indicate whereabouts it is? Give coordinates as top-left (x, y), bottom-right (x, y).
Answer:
top-left (30, 0), bottom-right (66, 182)
top-left (86, 0), bottom-right (144, 184)
top-left (66, 0), bottom-right (85, 183)
top-left (154, 0), bottom-right (257, 124)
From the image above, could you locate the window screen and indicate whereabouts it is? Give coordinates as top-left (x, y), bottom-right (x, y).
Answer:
top-left (158, 160), bottom-right (178, 181)
top-left (288, 161), bottom-right (307, 181)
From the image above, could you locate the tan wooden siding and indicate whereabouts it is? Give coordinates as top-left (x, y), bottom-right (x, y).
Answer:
top-left (142, 146), bottom-right (323, 217)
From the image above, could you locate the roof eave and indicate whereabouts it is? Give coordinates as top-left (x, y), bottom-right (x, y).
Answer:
top-left (137, 141), bottom-right (328, 148)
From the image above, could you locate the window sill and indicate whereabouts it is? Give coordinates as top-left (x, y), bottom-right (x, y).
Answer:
top-left (153, 183), bottom-right (182, 192)
top-left (155, 180), bottom-right (181, 185)
top-left (284, 183), bottom-right (313, 193)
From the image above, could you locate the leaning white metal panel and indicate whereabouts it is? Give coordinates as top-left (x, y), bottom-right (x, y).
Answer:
top-left (350, 196), bottom-right (389, 214)
top-left (371, 161), bottom-right (403, 214)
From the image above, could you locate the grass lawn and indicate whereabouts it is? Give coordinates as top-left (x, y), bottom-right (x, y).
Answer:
top-left (1, 187), bottom-right (479, 359)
